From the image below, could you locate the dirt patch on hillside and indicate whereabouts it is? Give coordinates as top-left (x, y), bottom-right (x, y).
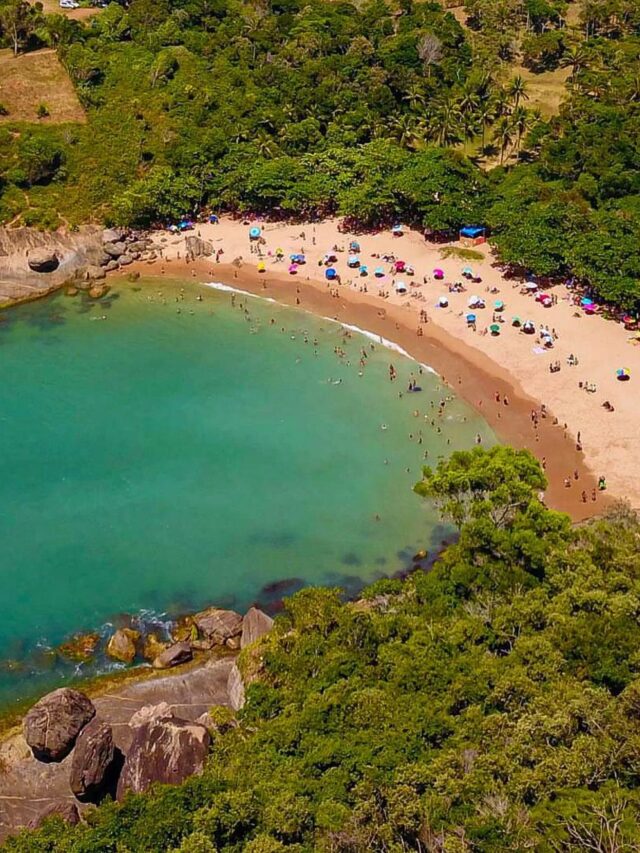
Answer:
top-left (0, 49), bottom-right (85, 124)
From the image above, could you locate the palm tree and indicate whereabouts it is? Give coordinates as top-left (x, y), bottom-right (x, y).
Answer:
top-left (477, 101), bottom-right (494, 151)
top-left (255, 129), bottom-right (277, 159)
top-left (511, 106), bottom-right (532, 154)
top-left (493, 116), bottom-right (514, 165)
top-left (387, 114), bottom-right (424, 149)
top-left (402, 84), bottom-right (426, 113)
top-left (433, 97), bottom-right (462, 147)
top-left (508, 75), bottom-right (529, 110)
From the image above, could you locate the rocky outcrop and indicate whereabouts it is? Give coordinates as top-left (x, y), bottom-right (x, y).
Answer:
top-left (116, 712), bottom-right (210, 799)
top-left (27, 801), bottom-right (80, 829)
top-left (192, 607), bottom-right (242, 649)
top-left (142, 632), bottom-right (168, 662)
top-left (23, 689), bottom-right (95, 762)
top-left (69, 719), bottom-right (119, 803)
top-left (57, 632), bottom-right (100, 663)
top-left (27, 248), bottom-right (59, 273)
top-left (227, 662), bottom-right (245, 711)
top-left (241, 607), bottom-right (274, 649)
top-left (106, 628), bottom-right (140, 664)
top-left (152, 641), bottom-right (192, 670)
top-left (103, 241), bottom-right (126, 258)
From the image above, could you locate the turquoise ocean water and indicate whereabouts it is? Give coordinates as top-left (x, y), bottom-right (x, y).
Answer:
top-left (0, 279), bottom-right (494, 708)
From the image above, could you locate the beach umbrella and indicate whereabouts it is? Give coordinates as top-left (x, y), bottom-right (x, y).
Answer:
top-left (438, 296), bottom-right (449, 307)
top-left (360, 265), bottom-right (368, 276)
top-left (489, 323), bottom-right (501, 335)
top-left (288, 263), bottom-right (298, 274)
top-left (581, 297), bottom-right (594, 306)
top-left (257, 261), bottom-right (266, 273)
top-left (374, 267), bottom-right (385, 277)
top-left (394, 260), bottom-right (406, 272)
top-left (617, 368), bottom-right (631, 381)
top-left (275, 247), bottom-right (284, 257)
top-left (494, 300), bottom-right (504, 311)
top-left (325, 267), bottom-right (337, 280)
top-left (523, 321), bottom-right (535, 334)
top-left (249, 227), bottom-right (261, 239)
top-left (512, 316), bottom-right (521, 327)
top-left (526, 281), bottom-right (538, 290)
top-left (466, 313), bottom-right (476, 323)
top-left (290, 253), bottom-right (305, 264)
top-left (395, 281), bottom-right (407, 293)
top-left (468, 295), bottom-right (480, 306)
top-left (348, 256), bottom-right (360, 267)
top-left (433, 268), bottom-right (444, 279)
top-left (392, 224), bottom-right (404, 236)
top-left (462, 266), bottom-right (473, 276)
top-left (349, 240), bottom-right (360, 252)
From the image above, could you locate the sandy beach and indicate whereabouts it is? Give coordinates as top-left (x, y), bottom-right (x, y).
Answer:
top-left (115, 216), bottom-right (639, 520)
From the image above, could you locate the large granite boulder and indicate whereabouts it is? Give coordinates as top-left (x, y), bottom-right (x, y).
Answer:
top-left (102, 228), bottom-right (124, 244)
top-left (152, 641), bottom-right (192, 670)
top-left (107, 628), bottom-right (140, 664)
top-left (69, 718), bottom-right (119, 803)
top-left (116, 713), bottom-right (210, 799)
top-left (241, 607), bottom-right (274, 649)
top-left (103, 241), bottom-right (126, 258)
top-left (28, 801), bottom-right (80, 829)
top-left (27, 248), bottom-right (59, 273)
top-left (193, 608), bottom-right (242, 649)
top-left (23, 688), bottom-right (95, 762)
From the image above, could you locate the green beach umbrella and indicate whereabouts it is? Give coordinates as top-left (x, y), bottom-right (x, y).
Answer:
top-left (489, 323), bottom-right (501, 335)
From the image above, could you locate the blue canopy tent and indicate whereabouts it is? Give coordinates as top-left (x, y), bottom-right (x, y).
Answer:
top-left (459, 225), bottom-right (486, 245)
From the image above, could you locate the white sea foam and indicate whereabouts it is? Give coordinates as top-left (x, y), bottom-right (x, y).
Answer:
top-left (204, 281), bottom-right (436, 373)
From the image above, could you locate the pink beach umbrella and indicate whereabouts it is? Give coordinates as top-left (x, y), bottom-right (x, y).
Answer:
top-left (433, 268), bottom-right (444, 280)
top-left (288, 263), bottom-right (298, 274)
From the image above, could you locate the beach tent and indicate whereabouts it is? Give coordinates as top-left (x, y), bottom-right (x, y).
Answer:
top-left (459, 225), bottom-right (486, 246)
top-left (288, 263), bottom-right (298, 274)
top-left (489, 323), bottom-right (501, 335)
top-left (438, 296), bottom-right (449, 307)
top-left (466, 313), bottom-right (477, 324)
top-left (494, 300), bottom-right (505, 311)
top-left (617, 368), bottom-right (631, 381)
top-left (374, 267), bottom-right (385, 277)
top-left (433, 268), bottom-right (445, 280)
top-left (249, 227), bottom-right (261, 240)
top-left (325, 267), bottom-right (337, 280)
top-left (348, 256), bottom-right (360, 268)
top-left (257, 261), bottom-right (266, 273)
top-left (395, 281), bottom-right (407, 293)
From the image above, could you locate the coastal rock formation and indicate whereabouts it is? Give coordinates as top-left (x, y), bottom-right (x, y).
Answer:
top-left (241, 607), bottom-right (274, 649)
top-left (193, 607), bottom-right (242, 648)
top-left (27, 248), bottom-right (59, 273)
top-left (69, 718), bottom-right (118, 803)
top-left (227, 662), bottom-right (245, 711)
top-left (152, 641), bottom-right (192, 670)
top-left (103, 241), bottom-right (126, 258)
top-left (116, 713), bottom-right (210, 799)
top-left (27, 801), bottom-right (80, 829)
top-left (118, 254), bottom-right (134, 266)
top-left (106, 628), bottom-right (140, 664)
top-left (142, 632), bottom-right (168, 661)
top-left (23, 689), bottom-right (95, 762)
top-left (102, 228), bottom-right (124, 244)
top-left (57, 632), bottom-right (100, 663)
top-left (129, 702), bottom-right (173, 728)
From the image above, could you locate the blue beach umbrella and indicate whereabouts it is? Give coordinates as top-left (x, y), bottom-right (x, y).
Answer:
top-left (494, 300), bottom-right (504, 310)
top-left (360, 265), bottom-right (368, 276)
top-left (348, 256), bottom-right (360, 267)
top-left (617, 367), bottom-right (631, 381)
top-left (249, 227), bottom-right (261, 239)
top-left (462, 266), bottom-right (473, 276)
top-left (466, 313), bottom-right (476, 323)
top-left (374, 267), bottom-right (385, 277)
top-left (325, 267), bottom-right (337, 280)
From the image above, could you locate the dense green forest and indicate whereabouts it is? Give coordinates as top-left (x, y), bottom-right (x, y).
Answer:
top-left (8, 446), bottom-right (640, 851)
top-left (0, 0), bottom-right (640, 304)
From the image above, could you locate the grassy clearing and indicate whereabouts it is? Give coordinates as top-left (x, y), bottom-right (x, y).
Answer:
top-left (440, 246), bottom-right (486, 261)
top-left (0, 48), bottom-right (85, 124)
top-left (513, 63), bottom-right (571, 118)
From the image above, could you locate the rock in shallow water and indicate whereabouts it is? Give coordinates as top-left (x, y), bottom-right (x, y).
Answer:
top-left (192, 607), bottom-right (242, 648)
top-left (241, 607), bottom-right (274, 649)
top-left (152, 640), bottom-right (192, 669)
top-left (106, 628), bottom-right (140, 664)
top-left (69, 718), bottom-right (119, 803)
top-left (116, 713), bottom-right (210, 798)
top-left (23, 688), bottom-right (95, 762)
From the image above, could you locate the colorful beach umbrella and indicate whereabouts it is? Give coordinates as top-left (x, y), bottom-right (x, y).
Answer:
top-left (374, 267), bottom-right (385, 277)
top-left (325, 267), bottom-right (337, 280)
top-left (462, 266), bottom-right (473, 276)
top-left (348, 256), bottom-right (360, 267)
top-left (395, 281), bottom-right (407, 293)
top-left (512, 316), bottom-right (521, 327)
top-left (617, 367), bottom-right (631, 380)
top-left (489, 323), bottom-right (501, 335)
top-left (581, 297), bottom-right (594, 306)
top-left (494, 300), bottom-right (504, 310)
top-left (360, 265), bottom-right (368, 276)
top-left (433, 268), bottom-right (444, 279)
top-left (257, 261), bottom-right (266, 273)
top-left (466, 313), bottom-right (477, 323)
top-left (249, 227), bottom-right (261, 239)
top-left (288, 263), bottom-right (298, 274)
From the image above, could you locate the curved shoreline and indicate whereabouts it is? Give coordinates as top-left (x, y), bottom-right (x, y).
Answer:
top-left (116, 258), bottom-right (608, 521)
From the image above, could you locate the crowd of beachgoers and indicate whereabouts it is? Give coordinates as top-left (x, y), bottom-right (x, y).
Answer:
top-left (112, 215), bottom-right (639, 518)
